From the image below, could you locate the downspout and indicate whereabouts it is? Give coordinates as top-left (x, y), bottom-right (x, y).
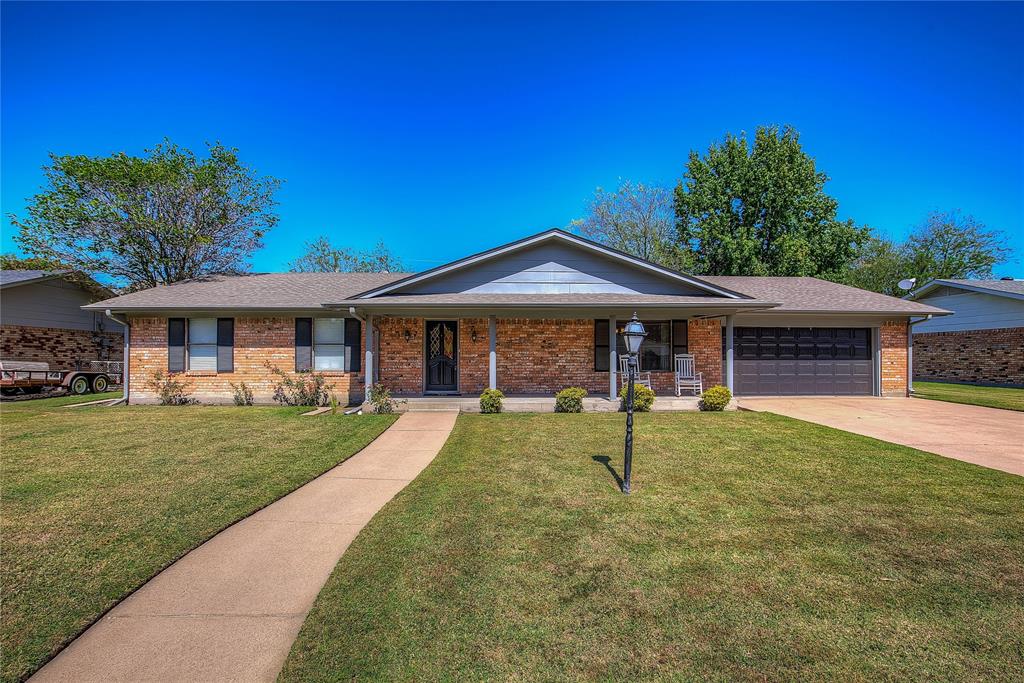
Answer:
top-left (105, 310), bottom-right (130, 405)
top-left (906, 315), bottom-right (933, 395)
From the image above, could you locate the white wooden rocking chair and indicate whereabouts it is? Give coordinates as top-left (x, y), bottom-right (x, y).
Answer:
top-left (674, 354), bottom-right (703, 396)
top-left (618, 355), bottom-right (652, 390)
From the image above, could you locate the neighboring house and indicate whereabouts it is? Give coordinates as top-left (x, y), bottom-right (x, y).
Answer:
top-left (906, 278), bottom-right (1024, 386)
top-left (1, 270), bottom-right (124, 369)
top-left (84, 229), bottom-right (948, 405)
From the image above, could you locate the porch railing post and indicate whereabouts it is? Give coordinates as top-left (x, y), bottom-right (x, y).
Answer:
top-left (725, 314), bottom-right (734, 394)
top-left (488, 315), bottom-right (496, 390)
top-left (608, 315), bottom-right (617, 400)
top-left (365, 314), bottom-right (374, 387)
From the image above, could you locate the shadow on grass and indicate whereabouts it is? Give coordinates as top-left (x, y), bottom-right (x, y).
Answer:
top-left (592, 455), bottom-right (623, 489)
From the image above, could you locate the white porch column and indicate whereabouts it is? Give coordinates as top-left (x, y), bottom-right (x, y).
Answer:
top-left (725, 314), bottom-right (735, 394)
top-left (364, 314), bottom-right (375, 386)
top-left (608, 315), bottom-right (617, 400)
top-left (488, 315), bottom-right (497, 390)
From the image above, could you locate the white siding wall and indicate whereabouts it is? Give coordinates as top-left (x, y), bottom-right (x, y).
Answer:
top-left (913, 290), bottom-right (1024, 332)
top-left (0, 280), bottom-right (122, 332)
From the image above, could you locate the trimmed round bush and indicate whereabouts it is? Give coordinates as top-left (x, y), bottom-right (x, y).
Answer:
top-left (619, 383), bottom-right (655, 412)
top-left (554, 387), bottom-right (587, 413)
top-left (479, 388), bottom-right (505, 414)
top-left (699, 385), bottom-right (732, 411)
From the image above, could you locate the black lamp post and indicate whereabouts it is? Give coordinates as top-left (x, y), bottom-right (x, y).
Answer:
top-left (620, 312), bottom-right (647, 494)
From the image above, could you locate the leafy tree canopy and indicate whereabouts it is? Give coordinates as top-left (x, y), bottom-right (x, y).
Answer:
top-left (0, 253), bottom-right (66, 271)
top-left (569, 180), bottom-right (691, 271)
top-left (674, 125), bottom-right (870, 278)
top-left (845, 210), bottom-right (1012, 295)
top-left (289, 237), bottom-right (406, 273)
top-left (10, 140), bottom-right (281, 291)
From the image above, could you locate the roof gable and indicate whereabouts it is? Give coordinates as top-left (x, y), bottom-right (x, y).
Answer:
top-left (355, 229), bottom-right (746, 299)
top-left (908, 279), bottom-right (1024, 302)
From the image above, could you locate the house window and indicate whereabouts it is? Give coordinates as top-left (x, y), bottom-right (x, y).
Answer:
top-left (639, 321), bottom-right (671, 371)
top-left (594, 319), bottom-right (685, 372)
top-left (314, 318), bottom-right (345, 370)
top-left (187, 318), bottom-right (218, 371)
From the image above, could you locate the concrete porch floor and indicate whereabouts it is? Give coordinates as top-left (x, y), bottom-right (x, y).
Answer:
top-left (369, 393), bottom-right (709, 412)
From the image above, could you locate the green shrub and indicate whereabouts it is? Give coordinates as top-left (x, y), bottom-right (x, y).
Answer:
top-left (554, 387), bottom-right (587, 413)
top-left (479, 388), bottom-right (504, 414)
top-left (267, 364), bottom-right (330, 406)
top-left (367, 383), bottom-right (398, 414)
top-left (699, 385), bottom-right (732, 411)
top-left (146, 371), bottom-right (197, 406)
top-left (230, 381), bottom-right (254, 406)
top-left (619, 383), bottom-right (655, 411)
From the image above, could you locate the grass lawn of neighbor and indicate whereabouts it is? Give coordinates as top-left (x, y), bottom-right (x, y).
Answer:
top-left (913, 380), bottom-right (1024, 412)
top-left (282, 412), bottom-right (1024, 682)
top-left (1, 395), bottom-right (395, 683)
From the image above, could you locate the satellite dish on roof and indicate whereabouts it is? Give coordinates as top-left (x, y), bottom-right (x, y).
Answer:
top-left (897, 277), bottom-right (917, 291)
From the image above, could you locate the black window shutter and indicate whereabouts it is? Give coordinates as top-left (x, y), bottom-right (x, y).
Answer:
top-left (217, 318), bottom-right (234, 373)
top-left (672, 320), bottom-right (688, 356)
top-left (295, 318), bottom-right (312, 372)
top-left (594, 320), bottom-right (609, 372)
top-left (344, 319), bottom-right (361, 372)
top-left (168, 318), bottom-right (186, 373)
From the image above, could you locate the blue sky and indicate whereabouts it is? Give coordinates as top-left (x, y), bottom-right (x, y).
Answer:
top-left (2, 1), bottom-right (1022, 276)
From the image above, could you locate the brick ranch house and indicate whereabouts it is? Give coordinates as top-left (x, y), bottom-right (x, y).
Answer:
top-left (906, 278), bottom-right (1024, 386)
top-left (1, 270), bottom-right (123, 370)
top-left (85, 230), bottom-right (949, 405)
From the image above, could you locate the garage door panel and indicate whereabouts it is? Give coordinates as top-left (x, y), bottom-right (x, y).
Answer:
top-left (732, 327), bottom-right (873, 396)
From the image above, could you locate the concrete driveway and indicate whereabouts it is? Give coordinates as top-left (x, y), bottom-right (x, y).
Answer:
top-left (740, 397), bottom-right (1024, 476)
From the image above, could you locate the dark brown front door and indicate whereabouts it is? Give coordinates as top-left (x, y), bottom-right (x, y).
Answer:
top-left (425, 321), bottom-right (458, 392)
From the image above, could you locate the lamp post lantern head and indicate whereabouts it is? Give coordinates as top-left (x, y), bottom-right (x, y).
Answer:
top-left (622, 312), bottom-right (647, 356)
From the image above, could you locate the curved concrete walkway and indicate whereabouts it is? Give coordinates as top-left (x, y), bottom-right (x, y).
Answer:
top-left (33, 411), bottom-right (457, 682)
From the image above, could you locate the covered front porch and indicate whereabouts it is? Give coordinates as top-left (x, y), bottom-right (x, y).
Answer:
top-left (345, 305), bottom-right (746, 403)
top-left (388, 394), bottom-right (706, 412)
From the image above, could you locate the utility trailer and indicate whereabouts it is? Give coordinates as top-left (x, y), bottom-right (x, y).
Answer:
top-left (0, 360), bottom-right (122, 397)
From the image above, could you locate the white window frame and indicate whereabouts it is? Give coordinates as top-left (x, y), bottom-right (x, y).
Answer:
top-left (313, 318), bottom-right (346, 371)
top-left (187, 318), bottom-right (218, 371)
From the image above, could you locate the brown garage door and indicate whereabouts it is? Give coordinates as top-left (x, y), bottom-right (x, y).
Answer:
top-left (733, 327), bottom-right (873, 396)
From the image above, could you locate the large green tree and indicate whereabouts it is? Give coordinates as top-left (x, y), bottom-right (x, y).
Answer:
top-left (289, 236), bottom-right (405, 273)
top-left (674, 125), bottom-right (870, 277)
top-left (845, 210), bottom-right (1012, 295)
top-left (10, 140), bottom-right (281, 290)
top-left (569, 180), bottom-right (691, 270)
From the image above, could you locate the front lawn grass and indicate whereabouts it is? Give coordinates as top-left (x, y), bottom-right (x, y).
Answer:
top-left (913, 380), bottom-right (1024, 412)
top-left (282, 412), bottom-right (1024, 682)
top-left (0, 396), bottom-right (395, 683)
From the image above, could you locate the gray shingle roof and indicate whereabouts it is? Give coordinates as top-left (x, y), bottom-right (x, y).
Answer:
top-left (0, 269), bottom-right (67, 287)
top-left (85, 271), bottom-right (949, 315)
top-left (700, 276), bottom-right (949, 314)
top-left (342, 292), bottom-right (778, 308)
top-left (930, 279), bottom-right (1024, 296)
top-left (84, 272), bottom-right (409, 310)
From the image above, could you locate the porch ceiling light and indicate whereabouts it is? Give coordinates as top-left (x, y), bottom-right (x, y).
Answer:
top-left (621, 313), bottom-right (647, 357)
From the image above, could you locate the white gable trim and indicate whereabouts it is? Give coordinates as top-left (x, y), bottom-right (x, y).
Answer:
top-left (354, 229), bottom-right (746, 299)
top-left (908, 279), bottom-right (1024, 302)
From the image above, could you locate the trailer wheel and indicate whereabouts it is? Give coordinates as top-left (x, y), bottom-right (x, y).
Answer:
top-left (91, 375), bottom-right (109, 393)
top-left (69, 375), bottom-right (90, 395)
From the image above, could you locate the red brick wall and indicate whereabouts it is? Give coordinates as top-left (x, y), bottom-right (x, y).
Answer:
top-left (913, 327), bottom-right (1024, 386)
top-left (687, 319), bottom-right (722, 391)
top-left (459, 318), bottom-right (490, 394)
top-left (494, 318), bottom-right (607, 394)
top-left (1, 324), bottom-right (122, 370)
top-left (376, 317), bottom-right (424, 395)
top-left (881, 320), bottom-right (909, 397)
top-left (128, 317), bottom-right (362, 404)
